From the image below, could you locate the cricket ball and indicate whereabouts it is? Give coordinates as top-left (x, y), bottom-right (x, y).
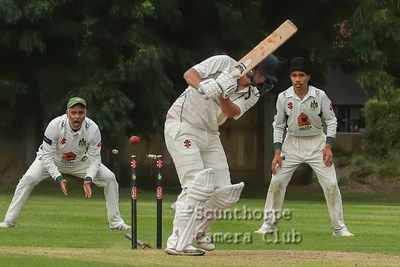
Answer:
top-left (129, 135), bottom-right (141, 145)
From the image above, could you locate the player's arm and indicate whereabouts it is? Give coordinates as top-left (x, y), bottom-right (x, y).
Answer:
top-left (40, 120), bottom-right (68, 195)
top-left (183, 55), bottom-right (229, 89)
top-left (187, 55), bottom-right (239, 99)
top-left (183, 68), bottom-right (201, 88)
top-left (184, 67), bottom-right (241, 118)
top-left (219, 96), bottom-right (241, 118)
top-left (271, 94), bottom-right (287, 174)
top-left (230, 87), bottom-right (260, 120)
top-left (321, 93), bottom-right (337, 167)
top-left (83, 127), bottom-right (102, 198)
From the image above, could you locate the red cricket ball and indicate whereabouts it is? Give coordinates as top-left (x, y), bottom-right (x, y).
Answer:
top-left (129, 135), bottom-right (141, 145)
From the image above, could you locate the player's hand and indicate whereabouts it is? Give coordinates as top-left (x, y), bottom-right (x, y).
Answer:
top-left (83, 177), bottom-right (93, 199)
top-left (56, 176), bottom-right (68, 196)
top-left (215, 71), bottom-right (238, 99)
top-left (323, 145), bottom-right (333, 167)
top-left (271, 152), bottom-right (282, 175)
top-left (198, 79), bottom-right (222, 99)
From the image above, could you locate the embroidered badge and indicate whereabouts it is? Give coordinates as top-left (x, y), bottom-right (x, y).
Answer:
top-left (78, 138), bottom-right (87, 147)
top-left (310, 100), bottom-right (318, 110)
top-left (183, 139), bottom-right (192, 148)
top-left (287, 102), bottom-right (293, 110)
top-left (297, 112), bottom-right (312, 129)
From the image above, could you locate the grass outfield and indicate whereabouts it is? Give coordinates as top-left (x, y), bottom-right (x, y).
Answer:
top-left (0, 183), bottom-right (399, 267)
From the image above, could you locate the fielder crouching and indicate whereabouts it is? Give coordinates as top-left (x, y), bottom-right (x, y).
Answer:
top-left (0, 97), bottom-right (130, 231)
top-left (164, 54), bottom-right (281, 255)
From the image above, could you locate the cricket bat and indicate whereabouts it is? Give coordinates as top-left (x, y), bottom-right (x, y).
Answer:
top-left (237, 19), bottom-right (298, 76)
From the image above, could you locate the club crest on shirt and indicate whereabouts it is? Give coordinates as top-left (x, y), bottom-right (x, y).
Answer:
top-left (183, 139), bottom-right (192, 148)
top-left (297, 112), bottom-right (312, 129)
top-left (287, 102), bottom-right (293, 110)
top-left (79, 138), bottom-right (87, 147)
top-left (310, 100), bottom-right (318, 110)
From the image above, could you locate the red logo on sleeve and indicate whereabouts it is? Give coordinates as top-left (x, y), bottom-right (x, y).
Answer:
top-left (183, 139), bottom-right (192, 148)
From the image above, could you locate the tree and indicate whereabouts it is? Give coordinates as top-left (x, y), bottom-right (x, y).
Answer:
top-left (335, 0), bottom-right (400, 157)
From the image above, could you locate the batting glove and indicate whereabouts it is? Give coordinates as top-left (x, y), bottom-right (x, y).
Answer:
top-left (198, 79), bottom-right (222, 99)
top-left (215, 71), bottom-right (239, 99)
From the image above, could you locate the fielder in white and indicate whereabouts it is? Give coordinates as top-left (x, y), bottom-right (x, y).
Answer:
top-left (255, 57), bottom-right (353, 237)
top-left (0, 97), bottom-right (130, 231)
top-left (164, 54), bottom-right (280, 255)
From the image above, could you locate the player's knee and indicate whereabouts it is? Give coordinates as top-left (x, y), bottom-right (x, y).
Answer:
top-left (101, 172), bottom-right (118, 186)
top-left (19, 175), bottom-right (40, 187)
top-left (324, 180), bottom-right (339, 192)
top-left (269, 178), bottom-right (286, 191)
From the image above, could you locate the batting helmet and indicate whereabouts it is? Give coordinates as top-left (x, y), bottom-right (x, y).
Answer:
top-left (254, 54), bottom-right (281, 82)
top-left (251, 54), bottom-right (281, 95)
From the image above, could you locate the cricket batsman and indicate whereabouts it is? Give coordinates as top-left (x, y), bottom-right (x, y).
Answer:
top-left (255, 57), bottom-right (353, 237)
top-left (0, 97), bottom-right (130, 231)
top-left (164, 54), bottom-right (280, 255)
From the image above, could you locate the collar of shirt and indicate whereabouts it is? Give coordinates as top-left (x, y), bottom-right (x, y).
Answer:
top-left (285, 86), bottom-right (317, 102)
top-left (236, 85), bottom-right (251, 94)
top-left (237, 85), bottom-right (260, 96)
top-left (66, 119), bottom-right (84, 136)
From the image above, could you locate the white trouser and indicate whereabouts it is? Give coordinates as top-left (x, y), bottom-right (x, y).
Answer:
top-left (164, 119), bottom-right (232, 248)
top-left (3, 157), bottom-right (126, 228)
top-left (263, 134), bottom-right (346, 230)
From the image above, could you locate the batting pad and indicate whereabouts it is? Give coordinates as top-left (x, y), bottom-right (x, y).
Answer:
top-left (176, 168), bottom-right (217, 251)
top-left (187, 168), bottom-right (216, 201)
top-left (205, 182), bottom-right (245, 209)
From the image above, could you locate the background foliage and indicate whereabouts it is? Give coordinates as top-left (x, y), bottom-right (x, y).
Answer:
top-left (0, 0), bottom-right (398, 159)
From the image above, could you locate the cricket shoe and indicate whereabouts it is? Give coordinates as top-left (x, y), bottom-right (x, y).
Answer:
top-left (165, 245), bottom-right (205, 256)
top-left (0, 221), bottom-right (15, 229)
top-left (254, 223), bottom-right (276, 235)
top-left (110, 223), bottom-right (131, 231)
top-left (333, 226), bottom-right (354, 237)
top-left (195, 232), bottom-right (215, 251)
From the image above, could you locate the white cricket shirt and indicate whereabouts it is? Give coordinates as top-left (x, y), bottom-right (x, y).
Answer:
top-left (166, 55), bottom-right (260, 133)
top-left (273, 86), bottom-right (337, 143)
top-left (37, 114), bottom-right (102, 180)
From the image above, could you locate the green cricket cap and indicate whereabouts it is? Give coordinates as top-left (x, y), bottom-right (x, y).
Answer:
top-left (67, 97), bottom-right (87, 109)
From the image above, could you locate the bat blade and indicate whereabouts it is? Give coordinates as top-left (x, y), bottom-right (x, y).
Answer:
top-left (239, 20), bottom-right (298, 76)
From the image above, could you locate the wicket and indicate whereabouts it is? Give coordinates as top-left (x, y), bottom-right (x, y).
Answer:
top-left (129, 155), bottom-right (138, 249)
top-left (147, 154), bottom-right (164, 249)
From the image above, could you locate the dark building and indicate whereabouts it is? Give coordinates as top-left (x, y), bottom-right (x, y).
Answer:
top-left (324, 65), bottom-right (368, 133)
